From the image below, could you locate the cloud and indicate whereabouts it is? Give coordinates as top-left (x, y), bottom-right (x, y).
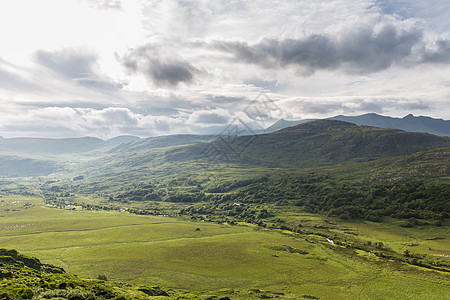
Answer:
top-left (187, 108), bottom-right (232, 125)
top-left (420, 39), bottom-right (450, 63)
top-left (0, 107), bottom-right (186, 138)
top-left (146, 59), bottom-right (198, 87)
top-left (118, 45), bottom-right (204, 87)
top-left (0, 106), bottom-right (239, 138)
top-left (277, 96), bottom-right (430, 118)
top-left (35, 48), bottom-right (97, 79)
top-left (84, 0), bottom-right (122, 10)
top-left (376, 0), bottom-right (450, 33)
top-left (1, 0), bottom-right (450, 139)
top-left (34, 48), bottom-right (125, 91)
top-left (210, 21), bottom-right (429, 75)
top-left (0, 57), bottom-right (42, 92)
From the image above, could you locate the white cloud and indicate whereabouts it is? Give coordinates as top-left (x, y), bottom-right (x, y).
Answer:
top-left (187, 108), bottom-right (233, 126)
top-left (0, 0), bottom-right (449, 138)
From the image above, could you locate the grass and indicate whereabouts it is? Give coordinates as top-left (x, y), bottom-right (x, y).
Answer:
top-left (0, 195), bottom-right (449, 299)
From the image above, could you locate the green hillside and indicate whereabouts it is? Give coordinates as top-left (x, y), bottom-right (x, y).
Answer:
top-left (108, 134), bottom-right (216, 154)
top-left (239, 120), bottom-right (450, 166)
top-left (0, 137), bottom-right (106, 155)
top-left (0, 120), bottom-right (449, 299)
top-left (0, 248), bottom-right (168, 299)
top-left (0, 155), bottom-right (59, 177)
top-left (266, 113), bottom-right (450, 137)
top-left (1, 120), bottom-right (449, 179)
top-left (158, 120), bottom-right (450, 168)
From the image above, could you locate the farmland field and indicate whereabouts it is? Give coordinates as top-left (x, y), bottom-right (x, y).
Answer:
top-left (0, 195), bottom-right (448, 299)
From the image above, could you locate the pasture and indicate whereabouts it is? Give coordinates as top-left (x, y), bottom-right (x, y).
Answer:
top-left (0, 195), bottom-right (448, 299)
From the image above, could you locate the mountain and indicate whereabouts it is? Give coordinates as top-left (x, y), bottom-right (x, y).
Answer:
top-left (266, 113), bottom-right (450, 136)
top-left (0, 137), bottom-right (107, 155)
top-left (331, 113), bottom-right (450, 136)
top-left (163, 120), bottom-right (450, 168)
top-left (248, 120), bottom-right (450, 166)
top-left (108, 134), bottom-right (217, 154)
top-left (0, 155), bottom-right (59, 177)
top-left (1, 120), bottom-right (450, 177)
top-left (107, 135), bottom-right (140, 145)
top-left (264, 118), bottom-right (316, 133)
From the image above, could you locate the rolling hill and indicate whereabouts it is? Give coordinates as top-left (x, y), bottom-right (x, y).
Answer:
top-left (1, 119), bottom-right (449, 179)
top-left (163, 119), bottom-right (450, 168)
top-left (0, 155), bottom-right (59, 177)
top-left (0, 137), bottom-right (107, 155)
top-left (265, 113), bottom-right (450, 136)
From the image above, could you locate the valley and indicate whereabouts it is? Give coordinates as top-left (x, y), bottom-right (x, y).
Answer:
top-left (0, 119), bottom-right (449, 299)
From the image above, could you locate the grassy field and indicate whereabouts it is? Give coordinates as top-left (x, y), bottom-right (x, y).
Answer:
top-left (278, 205), bottom-right (450, 263)
top-left (0, 195), bottom-right (449, 299)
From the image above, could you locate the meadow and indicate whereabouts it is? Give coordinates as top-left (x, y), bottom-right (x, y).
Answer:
top-left (0, 195), bottom-right (449, 299)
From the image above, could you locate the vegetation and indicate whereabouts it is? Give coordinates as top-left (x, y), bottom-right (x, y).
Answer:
top-left (0, 120), bottom-right (449, 299)
top-left (0, 196), bottom-right (449, 299)
top-left (0, 248), bottom-right (169, 299)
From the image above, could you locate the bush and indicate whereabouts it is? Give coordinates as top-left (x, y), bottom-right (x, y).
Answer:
top-left (96, 275), bottom-right (107, 281)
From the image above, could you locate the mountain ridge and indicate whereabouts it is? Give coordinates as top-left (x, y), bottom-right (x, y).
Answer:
top-left (159, 120), bottom-right (450, 169)
top-left (265, 113), bottom-right (450, 136)
top-left (1, 119), bottom-right (450, 178)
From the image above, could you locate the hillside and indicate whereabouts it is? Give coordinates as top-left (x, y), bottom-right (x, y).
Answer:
top-left (106, 135), bottom-right (140, 145)
top-left (91, 146), bottom-right (448, 223)
top-left (38, 119), bottom-right (450, 180)
top-left (0, 137), bottom-right (107, 155)
top-left (266, 113), bottom-right (450, 136)
top-left (178, 120), bottom-right (450, 168)
top-left (0, 155), bottom-right (59, 177)
top-left (1, 120), bottom-right (449, 179)
top-left (332, 113), bottom-right (450, 136)
top-left (108, 134), bottom-right (216, 154)
top-left (0, 248), bottom-right (168, 299)
top-left (1, 124), bottom-right (449, 299)
top-left (264, 118), bottom-right (316, 133)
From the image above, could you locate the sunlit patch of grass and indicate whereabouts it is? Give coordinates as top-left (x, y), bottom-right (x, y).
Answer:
top-left (0, 195), bottom-right (448, 299)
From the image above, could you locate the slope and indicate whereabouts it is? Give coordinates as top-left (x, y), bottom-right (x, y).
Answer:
top-left (331, 113), bottom-right (450, 136)
top-left (0, 155), bottom-right (60, 177)
top-left (0, 137), bottom-right (107, 155)
top-left (191, 119), bottom-right (450, 168)
top-left (0, 248), bottom-right (168, 299)
top-left (266, 113), bottom-right (450, 136)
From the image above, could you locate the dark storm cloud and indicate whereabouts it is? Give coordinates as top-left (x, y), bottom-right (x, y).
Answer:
top-left (147, 59), bottom-right (197, 87)
top-left (118, 45), bottom-right (203, 88)
top-left (211, 23), bottom-right (442, 74)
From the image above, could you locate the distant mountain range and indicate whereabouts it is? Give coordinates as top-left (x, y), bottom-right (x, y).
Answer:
top-left (265, 113), bottom-right (450, 136)
top-left (1, 114), bottom-right (450, 177)
top-left (0, 135), bottom-right (140, 155)
top-left (163, 119), bottom-right (450, 168)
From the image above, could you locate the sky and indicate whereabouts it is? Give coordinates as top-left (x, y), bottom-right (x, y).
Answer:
top-left (0, 0), bottom-right (449, 139)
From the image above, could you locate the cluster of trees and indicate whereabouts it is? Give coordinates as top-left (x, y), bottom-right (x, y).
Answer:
top-left (105, 172), bottom-right (448, 224)
top-left (179, 202), bottom-right (274, 225)
top-left (113, 186), bottom-right (163, 202)
top-left (210, 175), bottom-right (449, 223)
